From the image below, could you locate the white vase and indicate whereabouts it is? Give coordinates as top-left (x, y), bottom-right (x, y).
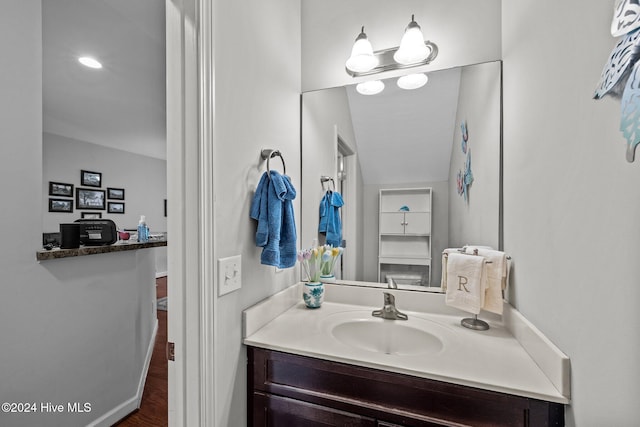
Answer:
top-left (303, 282), bottom-right (324, 308)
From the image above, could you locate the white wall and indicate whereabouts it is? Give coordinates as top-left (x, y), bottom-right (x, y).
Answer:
top-left (211, 0), bottom-right (301, 424)
top-left (448, 61), bottom-right (501, 250)
top-left (43, 132), bottom-right (167, 233)
top-left (0, 3), bottom-right (156, 425)
top-left (301, 0), bottom-right (501, 91)
top-left (503, 1), bottom-right (640, 425)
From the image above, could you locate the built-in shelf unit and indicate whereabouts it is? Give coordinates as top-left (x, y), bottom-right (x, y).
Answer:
top-left (378, 187), bottom-right (432, 286)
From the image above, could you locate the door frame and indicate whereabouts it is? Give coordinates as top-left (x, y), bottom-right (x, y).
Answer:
top-left (166, 0), bottom-right (215, 425)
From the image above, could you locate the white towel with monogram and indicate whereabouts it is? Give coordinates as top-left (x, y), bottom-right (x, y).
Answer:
top-left (445, 252), bottom-right (486, 315)
top-left (463, 246), bottom-right (507, 315)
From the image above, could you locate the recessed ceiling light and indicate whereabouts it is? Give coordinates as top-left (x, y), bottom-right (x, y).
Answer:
top-left (78, 56), bottom-right (103, 69)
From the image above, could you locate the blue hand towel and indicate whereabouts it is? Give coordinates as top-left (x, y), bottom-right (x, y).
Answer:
top-left (250, 171), bottom-right (297, 268)
top-left (318, 192), bottom-right (329, 233)
top-left (250, 172), bottom-right (269, 247)
top-left (318, 190), bottom-right (344, 247)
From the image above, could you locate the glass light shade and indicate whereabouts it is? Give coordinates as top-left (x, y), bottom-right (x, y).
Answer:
top-left (345, 28), bottom-right (378, 73)
top-left (393, 17), bottom-right (430, 65)
top-left (356, 80), bottom-right (385, 95)
top-left (397, 73), bottom-right (428, 90)
top-left (78, 56), bottom-right (102, 69)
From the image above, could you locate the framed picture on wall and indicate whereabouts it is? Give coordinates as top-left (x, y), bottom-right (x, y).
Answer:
top-left (107, 187), bottom-right (125, 200)
top-left (107, 202), bottom-right (125, 214)
top-left (76, 188), bottom-right (105, 210)
top-left (49, 181), bottom-right (74, 197)
top-left (49, 198), bottom-right (73, 213)
top-left (81, 212), bottom-right (102, 219)
top-left (81, 170), bottom-right (102, 188)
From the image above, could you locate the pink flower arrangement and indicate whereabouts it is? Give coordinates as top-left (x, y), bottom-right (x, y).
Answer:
top-left (297, 245), bottom-right (344, 282)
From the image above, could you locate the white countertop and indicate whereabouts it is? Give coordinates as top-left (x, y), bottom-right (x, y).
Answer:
top-left (243, 282), bottom-right (570, 404)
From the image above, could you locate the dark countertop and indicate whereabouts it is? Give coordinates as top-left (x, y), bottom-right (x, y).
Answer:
top-left (36, 239), bottom-right (168, 261)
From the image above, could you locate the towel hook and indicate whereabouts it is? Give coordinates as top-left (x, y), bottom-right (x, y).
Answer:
top-left (320, 175), bottom-right (335, 191)
top-left (261, 149), bottom-right (286, 178)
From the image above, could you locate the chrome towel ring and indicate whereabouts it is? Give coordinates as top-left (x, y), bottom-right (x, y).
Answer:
top-left (320, 175), bottom-right (335, 191)
top-left (261, 148), bottom-right (286, 178)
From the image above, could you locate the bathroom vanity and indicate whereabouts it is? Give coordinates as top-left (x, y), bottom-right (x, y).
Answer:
top-left (244, 283), bottom-right (569, 426)
top-left (248, 347), bottom-right (563, 426)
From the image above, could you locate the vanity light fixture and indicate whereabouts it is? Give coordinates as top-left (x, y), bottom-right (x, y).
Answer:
top-left (345, 27), bottom-right (378, 73)
top-left (397, 73), bottom-right (428, 90)
top-left (394, 15), bottom-right (431, 65)
top-left (345, 15), bottom-right (438, 78)
top-left (78, 56), bottom-right (103, 69)
top-left (356, 80), bottom-right (385, 95)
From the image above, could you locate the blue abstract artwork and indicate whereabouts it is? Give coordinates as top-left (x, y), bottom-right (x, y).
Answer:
top-left (595, 0), bottom-right (640, 162)
top-left (457, 121), bottom-right (473, 202)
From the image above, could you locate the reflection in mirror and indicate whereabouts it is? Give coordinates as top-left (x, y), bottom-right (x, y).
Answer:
top-left (301, 61), bottom-right (501, 291)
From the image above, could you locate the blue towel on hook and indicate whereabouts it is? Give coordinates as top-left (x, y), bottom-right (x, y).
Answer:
top-left (318, 190), bottom-right (344, 247)
top-left (250, 170), bottom-right (297, 268)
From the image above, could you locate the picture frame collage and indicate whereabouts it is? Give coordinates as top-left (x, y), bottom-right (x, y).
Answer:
top-left (47, 170), bottom-right (126, 216)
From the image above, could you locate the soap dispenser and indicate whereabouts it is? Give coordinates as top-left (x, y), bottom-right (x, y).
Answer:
top-left (137, 215), bottom-right (149, 242)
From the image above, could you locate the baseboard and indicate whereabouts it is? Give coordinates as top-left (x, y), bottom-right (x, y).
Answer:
top-left (87, 319), bottom-right (159, 427)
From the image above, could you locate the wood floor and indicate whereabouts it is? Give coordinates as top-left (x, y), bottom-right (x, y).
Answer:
top-left (114, 276), bottom-right (168, 426)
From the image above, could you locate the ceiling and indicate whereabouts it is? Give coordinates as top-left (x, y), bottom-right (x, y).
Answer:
top-left (42, 0), bottom-right (166, 160)
top-left (345, 67), bottom-right (461, 185)
top-left (41, 0), bottom-right (460, 176)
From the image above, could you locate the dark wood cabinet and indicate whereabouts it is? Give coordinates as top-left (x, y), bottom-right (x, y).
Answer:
top-left (248, 347), bottom-right (564, 427)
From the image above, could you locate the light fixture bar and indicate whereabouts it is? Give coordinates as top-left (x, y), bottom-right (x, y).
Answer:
top-left (345, 41), bottom-right (438, 77)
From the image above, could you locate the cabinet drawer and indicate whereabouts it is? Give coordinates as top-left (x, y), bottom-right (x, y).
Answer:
top-left (252, 392), bottom-right (376, 427)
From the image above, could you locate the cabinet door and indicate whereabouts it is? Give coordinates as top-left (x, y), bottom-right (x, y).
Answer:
top-left (403, 212), bottom-right (430, 235)
top-left (380, 213), bottom-right (406, 234)
top-left (252, 392), bottom-right (376, 427)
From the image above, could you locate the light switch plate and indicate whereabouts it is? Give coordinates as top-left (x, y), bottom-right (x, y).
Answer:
top-left (218, 255), bottom-right (241, 296)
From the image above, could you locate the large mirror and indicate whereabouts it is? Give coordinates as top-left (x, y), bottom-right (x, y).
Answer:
top-left (301, 61), bottom-right (501, 291)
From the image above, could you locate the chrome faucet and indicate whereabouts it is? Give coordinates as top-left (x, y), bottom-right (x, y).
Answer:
top-left (372, 292), bottom-right (408, 320)
top-left (386, 277), bottom-right (398, 289)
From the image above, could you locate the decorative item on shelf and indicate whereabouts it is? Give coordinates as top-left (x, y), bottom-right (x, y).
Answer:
top-left (594, 0), bottom-right (640, 162)
top-left (345, 15), bottom-right (438, 95)
top-left (297, 245), bottom-right (344, 308)
top-left (399, 205), bottom-right (410, 211)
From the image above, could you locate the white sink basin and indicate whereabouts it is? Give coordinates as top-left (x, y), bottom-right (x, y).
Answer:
top-left (323, 311), bottom-right (448, 356)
